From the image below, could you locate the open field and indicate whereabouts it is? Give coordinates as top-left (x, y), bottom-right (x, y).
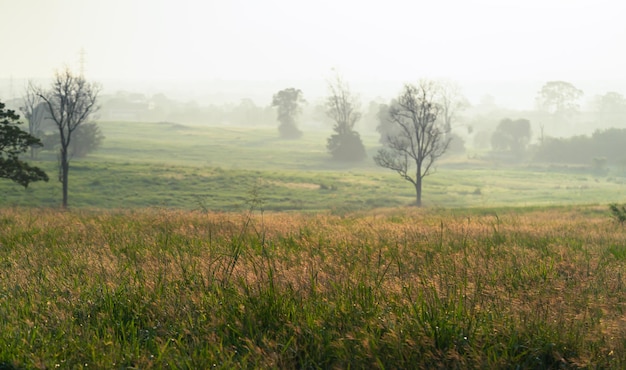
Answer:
top-left (0, 206), bottom-right (625, 368)
top-left (2, 122), bottom-right (626, 367)
top-left (1, 121), bottom-right (626, 211)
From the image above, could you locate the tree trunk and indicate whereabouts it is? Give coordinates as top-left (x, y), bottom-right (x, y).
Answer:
top-left (61, 150), bottom-right (69, 209)
top-left (415, 175), bottom-right (422, 207)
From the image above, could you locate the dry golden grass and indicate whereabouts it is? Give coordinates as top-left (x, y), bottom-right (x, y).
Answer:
top-left (0, 205), bottom-right (624, 368)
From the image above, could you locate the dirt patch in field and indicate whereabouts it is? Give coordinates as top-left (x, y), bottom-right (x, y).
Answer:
top-left (264, 180), bottom-right (320, 190)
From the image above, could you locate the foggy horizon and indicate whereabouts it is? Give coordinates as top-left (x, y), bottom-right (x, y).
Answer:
top-left (2, 0), bottom-right (626, 110)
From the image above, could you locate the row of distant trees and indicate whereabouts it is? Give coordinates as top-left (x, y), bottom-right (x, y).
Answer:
top-left (100, 80), bottom-right (626, 135)
top-left (3, 72), bottom-right (625, 208)
top-left (270, 78), bottom-right (626, 204)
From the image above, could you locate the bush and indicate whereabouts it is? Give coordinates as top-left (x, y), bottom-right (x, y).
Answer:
top-left (327, 131), bottom-right (366, 162)
top-left (609, 203), bottom-right (626, 225)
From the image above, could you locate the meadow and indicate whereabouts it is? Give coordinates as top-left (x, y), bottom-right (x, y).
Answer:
top-left (1, 121), bottom-right (625, 368)
top-left (0, 205), bottom-right (624, 368)
top-left (1, 121), bottom-right (626, 211)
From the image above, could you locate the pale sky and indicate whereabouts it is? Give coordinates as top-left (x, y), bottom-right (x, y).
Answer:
top-left (2, 0), bottom-right (625, 105)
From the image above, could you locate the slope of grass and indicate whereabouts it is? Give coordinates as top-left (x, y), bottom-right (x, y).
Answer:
top-left (2, 121), bottom-right (625, 211)
top-left (0, 206), bottom-right (624, 368)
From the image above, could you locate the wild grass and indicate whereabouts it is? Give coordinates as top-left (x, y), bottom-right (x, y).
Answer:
top-left (0, 205), bottom-right (624, 368)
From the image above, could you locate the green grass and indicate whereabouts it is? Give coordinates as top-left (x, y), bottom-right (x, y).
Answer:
top-left (0, 206), bottom-right (624, 368)
top-left (3, 122), bottom-right (626, 368)
top-left (2, 121), bottom-right (626, 211)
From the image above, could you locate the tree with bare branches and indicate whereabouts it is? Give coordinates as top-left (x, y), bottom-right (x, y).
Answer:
top-left (438, 80), bottom-right (469, 134)
top-left (35, 68), bottom-right (100, 208)
top-left (325, 74), bottom-right (366, 161)
top-left (374, 81), bottom-right (450, 206)
top-left (20, 81), bottom-right (47, 158)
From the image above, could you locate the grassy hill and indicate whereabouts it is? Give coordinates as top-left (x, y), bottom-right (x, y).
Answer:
top-left (2, 122), bottom-right (625, 367)
top-left (1, 121), bottom-right (625, 211)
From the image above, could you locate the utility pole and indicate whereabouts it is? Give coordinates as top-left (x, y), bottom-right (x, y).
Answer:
top-left (9, 74), bottom-right (15, 100)
top-left (79, 48), bottom-right (87, 77)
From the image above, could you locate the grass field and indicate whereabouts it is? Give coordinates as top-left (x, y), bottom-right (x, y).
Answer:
top-left (1, 121), bottom-right (625, 211)
top-left (1, 121), bottom-right (625, 368)
top-left (0, 205), bottom-right (624, 368)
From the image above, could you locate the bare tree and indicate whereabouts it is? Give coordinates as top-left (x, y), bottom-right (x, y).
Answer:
top-left (36, 68), bottom-right (100, 208)
top-left (438, 80), bottom-right (469, 133)
top-left (325, 74), bottom-right (366, 161)
top-left (21, 81), bottom-right (47, 158)
top-left (374, 81), bottom-right (450, 206)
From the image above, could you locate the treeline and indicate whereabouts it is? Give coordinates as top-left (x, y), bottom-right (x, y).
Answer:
top-left (100, 93), bottom-right (276, 126)
top-left (534, 128), bottom-right (626, 166)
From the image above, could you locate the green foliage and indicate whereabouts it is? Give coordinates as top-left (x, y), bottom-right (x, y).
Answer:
top-left (41, 122), bottom-right (104, 158)
top-left (609, 203), bottom-right (626, 225)
top-left (491, 118), bottom-right (531, 158)
top-left (327, 131), bottom-right (367, 162)
top-left (0, 101), bottom-right (49, 187)
top-left (534, 128), bottom-right (626, 166)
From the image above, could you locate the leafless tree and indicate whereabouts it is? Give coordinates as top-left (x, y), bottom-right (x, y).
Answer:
top-left (21, 81), bottom-right (46, 158)
top-left (36, 68), bottom-right (100, 208)
top-left (437, 80), bottom-right (469, 133)
top-left (325, 73), bottom-right (366, 161)
top-left (374, 80), bottom-right (450, 206)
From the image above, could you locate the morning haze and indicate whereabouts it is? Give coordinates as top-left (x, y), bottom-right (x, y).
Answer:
top-left (1, 0), bottom-right (626, 210)
top-left (3, 1), bottom-right (626, 368)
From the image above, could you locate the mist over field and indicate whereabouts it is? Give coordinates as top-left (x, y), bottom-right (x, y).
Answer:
top-left (0, 0), bottom-right (625, 211)
top-left (3, 2), bottom-right (626, 368)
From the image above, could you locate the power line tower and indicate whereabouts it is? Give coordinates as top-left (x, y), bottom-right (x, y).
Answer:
top-left (9, 74), bottom-right (15, 100)
top-left (78, 47), bottom-right (87, 77)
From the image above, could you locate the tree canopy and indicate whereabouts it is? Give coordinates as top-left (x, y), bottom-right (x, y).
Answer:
top-left (0, 101), bottom-right (49, 188)
top-left (490, 118), bottom-right (532, 158)
top-left (537, 81), bottom-right (583, 117)
top-left (272, 88), bottom-right (305, 139)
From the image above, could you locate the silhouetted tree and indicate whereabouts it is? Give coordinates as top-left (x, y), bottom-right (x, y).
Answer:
top-left (593, 91), bottom-right (626, 127)
top-left (325, 74), bottom-right (366, 161)
top-left (374, 81), bottom-right (450, 206)
top-left (272, 88), bottom-right (304, 139)
top-left (20, 81), bottom-right (47, 158)
top-left (490, 118), bottom-right (531, 159)
top-left (42, 122), bottom-right (104, 158)
top-left (536, 81), bottom-right (583, 118)
top-left (438, 80), bottom-right (469, 133)
top-left (0, 100), bottom-right (49, 187)
top-left (376, 101), bottom-right (398, 144)
top-left (378, 80), bottom-right (468, 146)
top-left (35, 68), bottom-right (100, 208)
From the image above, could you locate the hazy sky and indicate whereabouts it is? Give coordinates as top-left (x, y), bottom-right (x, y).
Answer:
top-left (2, 0), bottom-right (625, 104)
